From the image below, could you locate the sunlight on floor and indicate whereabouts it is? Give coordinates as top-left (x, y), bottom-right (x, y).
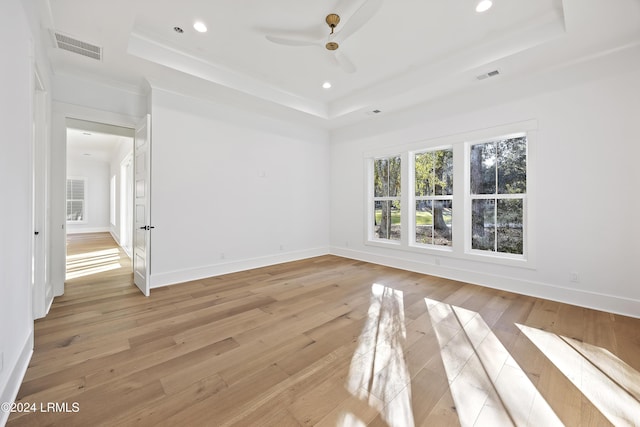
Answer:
top-left (425, 298), bottom-right (562, 427)
top-left (517, 324), bottom-right (640, 426)
top-left (345, 283), bottom-right (415, 427)
top-left (333, 411), bottom-right (367, 427)
top-left (66, 248), bottom-right (121, 280)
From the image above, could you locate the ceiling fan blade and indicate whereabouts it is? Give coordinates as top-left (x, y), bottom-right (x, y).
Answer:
top-left (334, 0), bottom-right (383, 43)
top-left (265, 35), bottom-right (320, 47)
top-left (331, 51), bottom-right (357, 73)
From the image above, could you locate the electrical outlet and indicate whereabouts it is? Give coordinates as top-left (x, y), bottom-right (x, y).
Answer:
top-left (570, 272), bottom-right (579, 283)
top-left (220, 252), bottom-right (225, 260)
top-left (435, 257), bottom-right (441, 266)
top-left (279, 245), bottom-right (284, 251)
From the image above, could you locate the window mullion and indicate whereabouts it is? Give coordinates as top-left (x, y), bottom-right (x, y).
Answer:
top-left (458, 143), bottom-right (469, 254)
top-left (400, 151), bottom-right (409, 247)
top-left (408, 152), bottom-right (416, 246)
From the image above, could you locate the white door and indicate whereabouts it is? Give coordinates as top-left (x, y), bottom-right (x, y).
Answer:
top-left (133, 114), bottom-right (151, 296)
top-left (32, 72), bottom-right (51, 319)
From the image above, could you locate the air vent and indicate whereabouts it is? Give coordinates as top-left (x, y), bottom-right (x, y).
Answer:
top-left (53, 31), bottom-right (102, 61)
top-left (365, 109), bottom-right (383, 116)
top-left (476, 69), bottom-right (500, 80)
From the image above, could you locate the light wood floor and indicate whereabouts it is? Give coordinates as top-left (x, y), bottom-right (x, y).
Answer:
top-left (7, 233), bottom-right (640, 426)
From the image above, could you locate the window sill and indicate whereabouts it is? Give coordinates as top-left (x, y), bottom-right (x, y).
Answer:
top-left (365, 239), bottom-right (402, 250)
top-left (365, 239), bottom-right (535, 270)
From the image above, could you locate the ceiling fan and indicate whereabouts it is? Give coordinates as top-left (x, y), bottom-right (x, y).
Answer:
top-left (265, 0), bottom-right (383, 74)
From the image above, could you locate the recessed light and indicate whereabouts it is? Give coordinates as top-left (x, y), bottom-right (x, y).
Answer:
top-left (476, 0), bottom-right (493, 13)
top-left (322, 81), bottom-right (332, 89)
top-left (193, 21), bottom-right (208, 33)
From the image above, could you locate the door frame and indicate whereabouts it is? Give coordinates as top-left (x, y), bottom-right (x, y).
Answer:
top-left (50, 102), bottom-right (144, 299)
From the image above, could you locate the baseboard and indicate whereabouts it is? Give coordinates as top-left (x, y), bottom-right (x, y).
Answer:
top-left (45, 292), bottom-right (54, 316)
top-left (150, 247), bottom-right (330, 289)
top-left (109, 230), bottom-right (121, 246)
top-left (330, 247), bottom-right (640, 318)
top-left (0, 331), bottom-right (33, 427)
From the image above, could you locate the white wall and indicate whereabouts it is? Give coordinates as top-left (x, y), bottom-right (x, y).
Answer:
top-left (66, 155), bottom-right (111, 234)
top-left (0, 0), bottom-right (37, 422)
top-left (330, 48), bottom-right (640, 317)
top-left (109, 138), bottom-right (133, 246)
top-left (149, 88), bottom-right (331, 287)
top-left (54, 74), bottom-right (147, 120)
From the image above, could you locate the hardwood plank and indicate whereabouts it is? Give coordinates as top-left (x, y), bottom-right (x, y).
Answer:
top-left (8, 232), bottom-right (640, 426)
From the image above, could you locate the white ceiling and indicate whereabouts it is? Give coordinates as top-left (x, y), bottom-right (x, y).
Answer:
top-left (67, 128), bottom-right (121, 162)
top-left (38, 0), bottom-right (640, 129)
top-left (66, 119), bottom-right (133, 162)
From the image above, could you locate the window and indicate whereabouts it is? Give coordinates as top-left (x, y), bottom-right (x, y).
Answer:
top-left (372, 156), bottom-right (401, 241)
top-left (414, 148), bottom-right (453, 247)
top-left (66, 178), bottom-right (86, 222)
top-left (469, 136), bottom-right (527, 255)
top-left (365, 120), bottom-right (534, 266)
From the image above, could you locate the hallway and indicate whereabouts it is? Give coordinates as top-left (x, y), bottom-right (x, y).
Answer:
top-left (65, 232), bottom-right (133, 286)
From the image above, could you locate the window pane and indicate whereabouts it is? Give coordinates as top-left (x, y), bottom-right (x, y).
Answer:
top-left (415, 152), bottom-right (434, 196)
top-left (498, 137), bottom-right (527, 194)
top-left (388, 156), bottom-right (401, 197)
top-left (437, 150), bottom-right (454, 196)
top-left (374, 156), bottom-right (401, 197)
top-left (67, 201), bottom-right (84, 221)
top-left (416, 149), bottom-right (453, 197)
top-left (470, 143), bottom-right (496, 195)
top-left (374, 159), bottom-right (386, 197)
top-left (416, 200), bottom-right (452, 246)
top-left (415, 200), bottom-right (433, 243)
top-left (374, 200), bottom-right (401, 240)
top-left (433, 200), bottom-right (452, 246)
top-left (472, 199), bottom-right (495, 251)
top-left (497, 199), bottom-right (523, 254)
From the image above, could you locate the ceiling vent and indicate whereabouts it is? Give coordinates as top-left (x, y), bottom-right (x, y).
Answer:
top-left (476, 69), bottom-right (500, 80)
top-left (52, 31), bottom-right (102, 61)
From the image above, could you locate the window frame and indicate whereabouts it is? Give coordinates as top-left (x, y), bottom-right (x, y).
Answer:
top-left (368, 154), bottom-right (403, 245)
top-left (410, 146), bottom-right (455, 250)
top-left (463, 132), bottom-right (531, 263)
top-left (364, 120), bottom-right (536, 269)
top-left (66, 176), bottom-right (87, 224)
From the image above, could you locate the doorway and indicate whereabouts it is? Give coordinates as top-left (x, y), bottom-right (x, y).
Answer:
top-left (65, 119), bottom-right (134, 281)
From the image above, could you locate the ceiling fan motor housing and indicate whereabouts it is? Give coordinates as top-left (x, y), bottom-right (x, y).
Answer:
top-left (326, 14), bottom-right (340, 29)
